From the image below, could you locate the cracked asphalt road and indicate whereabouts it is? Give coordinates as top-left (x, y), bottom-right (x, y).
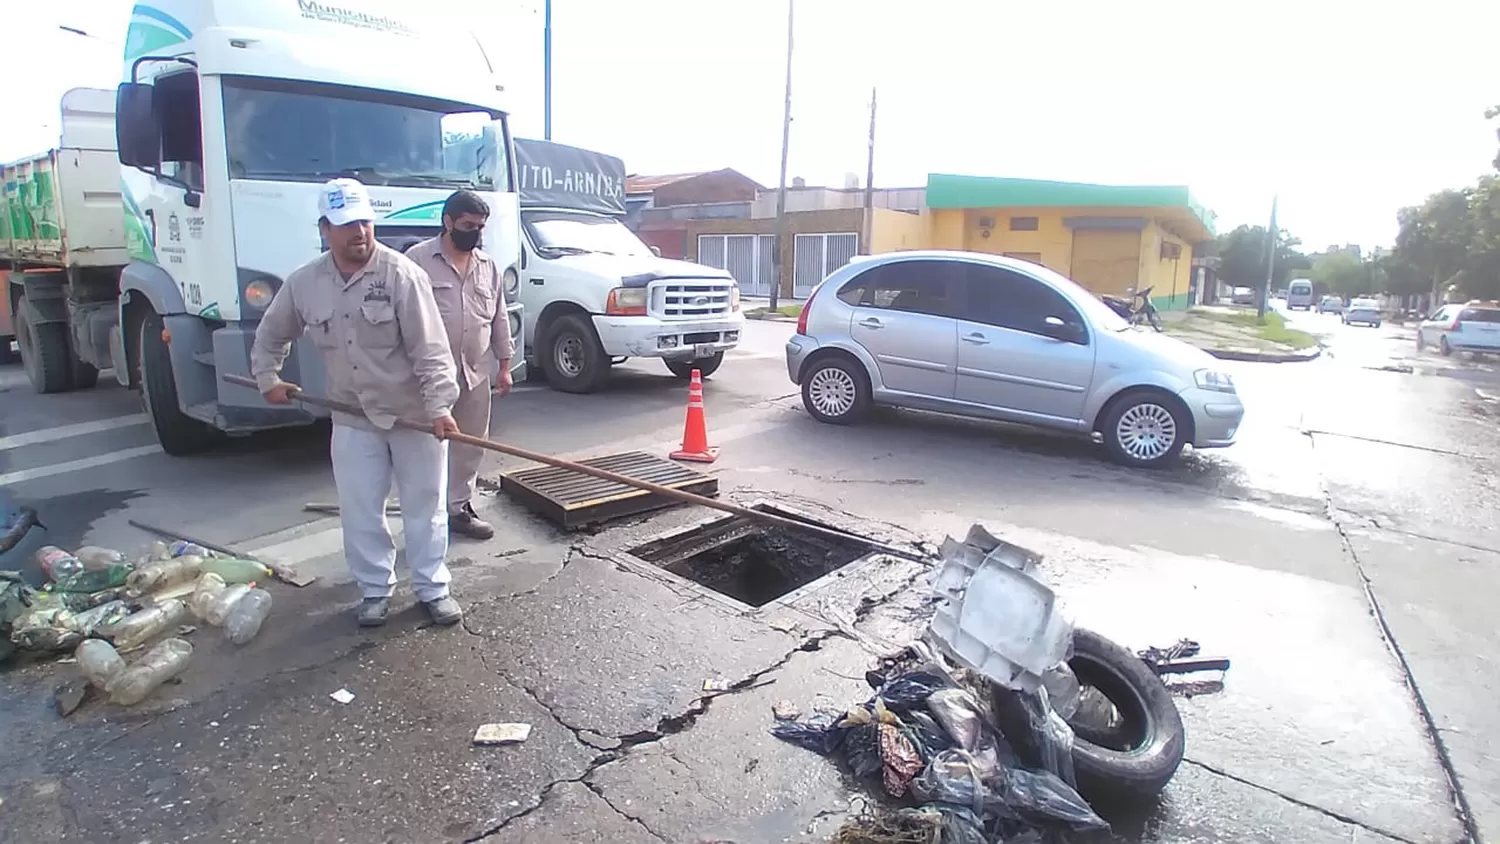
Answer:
top-left (1, 311), bottom-right (1496, 843)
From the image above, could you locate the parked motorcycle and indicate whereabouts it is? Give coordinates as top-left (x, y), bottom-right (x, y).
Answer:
top-left (1102, 286), bottom-right (1164, 332)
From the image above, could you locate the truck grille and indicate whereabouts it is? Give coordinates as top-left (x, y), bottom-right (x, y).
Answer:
top-left (649, 281), bottom-right (734, 319)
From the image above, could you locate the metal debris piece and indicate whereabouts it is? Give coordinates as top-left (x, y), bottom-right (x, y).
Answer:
top-left (54, 679), bottom-right (89, 717)
top-left (1138, 638), bottom-right (1231, 675)
top-left (472, 723), bottom-right (532, 746)
top-left (329, 688), bottom-right (355, 704)
top-left (703, 678), bottom-right (732, 692)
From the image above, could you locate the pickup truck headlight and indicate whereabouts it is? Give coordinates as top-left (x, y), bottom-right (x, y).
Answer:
top-left (502, 267), bottom-right (519, 298)
top-left (1194, 368), bottom-right (1236, 393)
top-left (606, 287), bottom-right (648, 316)
top-left (730, 284), bottom-right (741, 312)
top-left (243, 278), bottom-right (277, 310)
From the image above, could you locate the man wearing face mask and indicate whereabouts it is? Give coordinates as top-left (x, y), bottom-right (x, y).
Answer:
top-left (408, 190), bottom-right (513, 540)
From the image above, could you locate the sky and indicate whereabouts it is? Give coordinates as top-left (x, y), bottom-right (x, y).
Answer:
top-left (9, 0), bottom-right (1499, 250)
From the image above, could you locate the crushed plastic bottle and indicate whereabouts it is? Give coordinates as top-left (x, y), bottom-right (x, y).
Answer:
top-left (138, 540), bottom-right (172, 563)
top-left (109, 637), bottom-right (193, 706)
top-left (199, 558), bottom-right (271, 584)
top-left (203, 583), bottom-right (252, 627)
top-left (49, 562), bottom-right (134, 593)
top-left (225, 588), bottom-right (273, 645)
top-left (74, 546), bottom-right (127, 568)
top-left (187, 572), bottom-right (228, 620)
top-left (126, 555), bottom-right (203, 597)
top-left (102, 598), bottom-right (187, 651)
top-left (35, 546), bottom-right (84, 581)
top-left (73, 600), bottom-right (131, 636)
top-left (170, 541), bottom-right (212, 558)
top-left (75, 638), bottom-right (127, 690)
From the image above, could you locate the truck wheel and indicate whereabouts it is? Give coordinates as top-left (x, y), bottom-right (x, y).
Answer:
top-left (70, 355), bottom-right (99, 390)
top-left (540, 314), bottom-right (610, 394)
top-left (139, 311), bottom-right (218, 455)
top-left (15, 292), bottom-right (75, 394)
top-left (665, 352), bottom-right (723, 379)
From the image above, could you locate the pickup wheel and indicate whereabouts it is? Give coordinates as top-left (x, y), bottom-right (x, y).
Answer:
top-left (139, 310), bottom-right (219, 455)
top-left (540, 313), bottom-right (610, 394)
top-left (15, 292), bottom-right (75, 394)
top-left (666, 352), bottom-right (723, 379)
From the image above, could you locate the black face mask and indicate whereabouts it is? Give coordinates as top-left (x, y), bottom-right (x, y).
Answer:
top-left (450, 228), bottom-right (481, 252)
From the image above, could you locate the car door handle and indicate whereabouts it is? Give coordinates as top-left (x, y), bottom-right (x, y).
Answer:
top-left (858, 318), bottom-right (883, 329)
top-left (962, 333), bottom-right (989, 345)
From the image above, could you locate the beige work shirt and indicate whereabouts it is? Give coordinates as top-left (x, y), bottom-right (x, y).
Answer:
top-left (408, 236), bottom-right (512, 392)
top-left (250, 244), bottom-right (460, 431)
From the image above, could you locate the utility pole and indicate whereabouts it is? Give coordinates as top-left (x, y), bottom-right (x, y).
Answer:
top-left (543, 0), bottom-right (553, 140)
top-left (860, 87), bottom-right (877, 255)
top-left (770, 0), bottom-right (794, 313)
top-left (1257, 194), bottom-right (1278, 321)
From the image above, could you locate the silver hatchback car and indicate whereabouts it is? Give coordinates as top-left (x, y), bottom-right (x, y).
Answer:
top-left (785, 251), bottom-right (1245, 467)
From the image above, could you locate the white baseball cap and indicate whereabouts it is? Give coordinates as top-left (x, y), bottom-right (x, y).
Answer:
top-left (318, 178), bottom-right (377, 226)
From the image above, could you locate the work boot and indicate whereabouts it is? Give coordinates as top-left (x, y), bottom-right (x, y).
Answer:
top-left (449, 502), bottom-right (495, 540)
top-left (424, 595), bottom-right (463, 626)
top-left (356, 597), bottom-right (390, 628)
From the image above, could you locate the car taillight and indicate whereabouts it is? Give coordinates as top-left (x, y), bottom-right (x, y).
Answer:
top-left (796, 285), bottom-right (818, 335)
top-left (1450, 314), bottom-right (1462, 331)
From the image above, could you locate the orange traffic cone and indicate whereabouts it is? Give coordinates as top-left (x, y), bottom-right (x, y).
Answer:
top-left (670, 369), bottom-right (719, 463)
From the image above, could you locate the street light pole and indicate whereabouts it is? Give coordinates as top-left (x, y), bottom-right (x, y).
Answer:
top-left (1257, 194), bottom-right (1278, 322)
top-left (770, 0), bottom-right (794, 313)
top-left (543, 0), bottom-right (553, 140)
top-left (860, 87), bottom-right (877, 255)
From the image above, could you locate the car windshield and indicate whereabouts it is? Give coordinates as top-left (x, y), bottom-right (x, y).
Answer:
top-left (1013, 262), bottom-right (1131, 331)
top-left (222, 76), bottom-right (510, 190)
top-left (522, 210), bottom-right (653, 256)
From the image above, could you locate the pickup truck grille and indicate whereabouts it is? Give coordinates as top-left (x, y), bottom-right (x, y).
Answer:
top-left (649, 281), bottom-right (734, 319)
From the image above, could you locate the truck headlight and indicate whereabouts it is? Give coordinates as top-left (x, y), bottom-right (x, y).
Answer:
top-left (730, 284), bottom-right (741, 312)
top-left (606, 287), bottom-right (648, 316)
top-left (243, 278), bottom-right (277, 310)
top-left (1194, 369), bottom-right (1236, 393)
top-left (502, 267), bottom-right (519, 298)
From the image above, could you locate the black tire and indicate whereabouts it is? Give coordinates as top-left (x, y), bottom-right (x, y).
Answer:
top-left (1147, 310), bottom-right (1164, 332)
top-left (70, 354), bottom-right (99, 390)
top-left (665, 352), bottom-right (723, 379)
top-left (799, 354), bottom-right (870, 424)
top-left (15, 292), bottom-right (75, 394)
top-left (1373, 322), bottom-right (1382, 329)
top-left (540, 313), bottom-right (610, 394)
top-left (1440, 336), bottom-right (1453, 357)
top-left (1099, 390), bottom-right (1188, 468)
top-left (990, 628), bottom-right (1185, 806)
top-left (139, 310), bottom-right (218, 455)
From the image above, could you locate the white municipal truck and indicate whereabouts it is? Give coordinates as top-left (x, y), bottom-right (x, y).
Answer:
top-left (0, 1), bottom-right (523, 454)
top-left (508, 138), bottom-right (744, 393)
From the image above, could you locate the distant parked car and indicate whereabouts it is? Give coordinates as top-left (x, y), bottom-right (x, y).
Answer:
top-left (785, 250), bottom-right (1245, 468)
top-left (1286, 279), bottom-right (1315, 310)
top-left (1318, 296), bottom-right (1344, 314)
top-left (1342, 298), bottom-right (1382, 327)
top-left (1417, 301), bottom-right (1500, 355)
top-left (1231, 287), bottom-right (1255, 305)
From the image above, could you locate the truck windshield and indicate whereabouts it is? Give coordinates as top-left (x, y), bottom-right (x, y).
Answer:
top-left (523, 211), bottom-right (652, 257)
top-left (222, 76), bottom-right (510, 191)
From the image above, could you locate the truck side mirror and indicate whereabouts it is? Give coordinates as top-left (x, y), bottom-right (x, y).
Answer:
top-left (651, 245), bottom-right (662, 257)
top-left (115, 83), bottom-right (161, 171)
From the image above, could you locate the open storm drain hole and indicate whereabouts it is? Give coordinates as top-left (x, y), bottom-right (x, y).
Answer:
top-left (628, 505), bottom-right (871, 607)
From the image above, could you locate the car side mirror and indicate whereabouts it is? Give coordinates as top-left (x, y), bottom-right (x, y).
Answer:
top-left (650, 245), bottom-right (662, 257)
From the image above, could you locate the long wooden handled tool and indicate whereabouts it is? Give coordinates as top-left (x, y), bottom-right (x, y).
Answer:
top-left (221, 374), bottom-right (929, 563)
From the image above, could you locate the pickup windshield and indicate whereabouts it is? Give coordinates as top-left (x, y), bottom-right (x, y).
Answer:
top-left (222, 76), bottom-right (510, 191)
top-left (523, 211), bottom-right (652, 257)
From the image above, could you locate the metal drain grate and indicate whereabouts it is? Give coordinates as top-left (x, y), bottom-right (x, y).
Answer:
top-left (499, 451), bottom-right (720, 529)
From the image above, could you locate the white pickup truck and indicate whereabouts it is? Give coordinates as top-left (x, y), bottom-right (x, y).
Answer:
top-left (512, 139), bottom-right (743, 393)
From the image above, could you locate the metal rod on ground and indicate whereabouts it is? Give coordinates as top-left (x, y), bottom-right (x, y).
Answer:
top-left (127, 518), bottom-right (317, 587)
top-left (221, 374), bottom-right (928, 563)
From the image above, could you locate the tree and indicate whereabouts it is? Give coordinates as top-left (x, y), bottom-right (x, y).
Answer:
top-left (1214, 225), bottom-right (1310, 291)
top-left (1394, 189), bottom-right (1473, 301)
top-left (1309, 250), bottom-right (1368, 297)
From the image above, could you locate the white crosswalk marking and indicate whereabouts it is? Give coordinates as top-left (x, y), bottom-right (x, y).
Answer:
top-left (0, 444), bottom-right (162, 486)
top-left (0, 413), bottom-right (150, 452)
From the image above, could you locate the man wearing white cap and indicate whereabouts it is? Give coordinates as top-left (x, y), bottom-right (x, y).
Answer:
top-left (250, 178), bottom-right (465, 628)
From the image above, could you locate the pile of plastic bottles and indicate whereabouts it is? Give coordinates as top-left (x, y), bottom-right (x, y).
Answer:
top-left (7, 540), bottom-right (277, 707)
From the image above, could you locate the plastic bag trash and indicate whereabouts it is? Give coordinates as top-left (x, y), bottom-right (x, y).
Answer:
top-left (902, 709), bottom-right (955, 762)
top-left (878, 721), bottom-right (924, 797)
top-left (927, 687), bottom-right (1006, 778)
top-left (769, 711), bottom-right (847, 755)
top-left (997, 767), bottom-right (1108, 831)
top-left (843, 722), bottom-right (885, 780)
top-left (873, 668), bottom-right (952, 711)
top-left (910, 749), bottom-right (992, 815)
top-left (1015, 687), bottom-right (1078, 787)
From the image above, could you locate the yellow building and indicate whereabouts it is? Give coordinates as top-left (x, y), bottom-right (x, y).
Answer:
top-left (922, 174), bottom-right (1217, 311)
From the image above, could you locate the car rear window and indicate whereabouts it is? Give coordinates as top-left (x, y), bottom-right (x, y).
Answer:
top-left (1351, 300), bottom-right (1379, 309)
top-left (1460, 308), bottom-right (1500, 323)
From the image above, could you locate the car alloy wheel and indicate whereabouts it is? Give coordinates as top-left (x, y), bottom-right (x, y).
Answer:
top-left (806, 365), bottom-right (858, 418)
top-left (1115, 402), bottom-right (1178, 462)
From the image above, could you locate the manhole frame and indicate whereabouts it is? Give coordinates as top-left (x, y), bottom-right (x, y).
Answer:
top-left (610, 498), bottom-right (892, 614)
